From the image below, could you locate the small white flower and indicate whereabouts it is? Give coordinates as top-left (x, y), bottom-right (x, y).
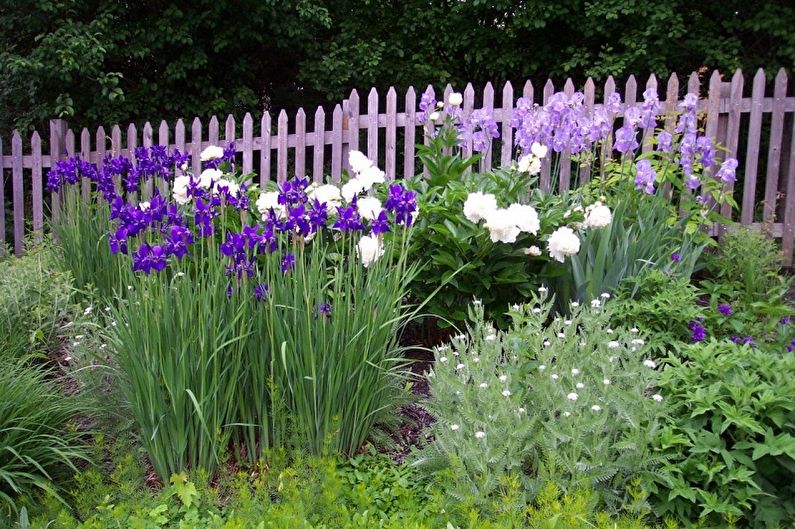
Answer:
top-left (631, 327), bottom-right (639, 333)
top-left (485, 335), bottom-right (496, 341)
top-left (511, 303), bottom-right (521, 311)
top-left (607, 341), bottom-right (620, 349)
top-left (530, 142), bottom-right (548, 159)
top-left (200, 145), bottom-right (224, 161)
top-left (547, 226), bottom-right (581, 263)
top-left (576, 382), bottom-right (585, 389)
top-left (436, 101), bottom-right (444, 109)
top-left (75, 335), bottom-right (84, 340)
top-left (64, 356), bottom-right (72, 362)
top-left (603, 379), bottom-right (611, 385)
top-left (632, 339), bottom-right (645, 346)
top-left (104, 306), bottom-right (111, 312)
top-left (499, 375), bottom-right (508, 382)
top-left (532, 307), bottom-right (542, 314)
top-left (571, 301), bottom-right (580, 307)
top-left (557, 332), bottom-right (566, 338)
top-left (176, 272), bottom-right (185, 277)
top-left (601, 293), bottom-right (611, 299)
top-left (475, 431), bottom-right (486, 439)
top-left (439, 356), bottom-right (448, 363)
top-left (652, 394), bottom-right (663, 402)
top-left (591, 405), bottom-right (602, 412)
top-left (643, 359), bottom-right (657, 369)
top-left (348, 150), bottom-right (373, 174)
top-left (450, 424), bottom-right (460, 431)
top-left (606, 328), bottom-right (614, 334)
top-left (449, 92), bottom-right (463, 106)
top-left (473, 298), bottom-right (482, 306)
top-left (591, 299), bottom-right (601, 308)
top-left (72, 342), bottom-right (79, 347)
top-left (518, 407), bottom-right (526, 413)
top-left (564, 320), bottom-right (572, 326)
top-left (479, 382), bottom-right (488, 389)
top-left (608, 356), bottom-right (616, 362)
top-left (453, 351), bottom-right (460, 356)
top-left (524, 245), bottom-right (542, 256)
top-left (111, 321), bottom-right (117, 327)
top-left (100, 344), bottom-right (107, 350)
top-left (502, 390), bottom-right (512, 397)
top-left (83, 306), bottom-right (93, 316)
top-left (563, 411), bottom-right (572, 417)
top-left (172, 175), bottom-right (192, 205)
top-left (456, 363), bottom-right (465, 370)
top-left (543, 340), bottom-right (551, 347)
top-left (429, 111), bottom-right (441, 121)
top-left (538, 364), bottom-right (546, 371)
top-left (551, 374), bottom-right (559, 380)
top-left (567, 392), bottom-right (578, 401)
top-left (357, 234), bottom-right (384, 268)
top-left (571, 368), bottom-right (580, 375)
top-left (539, 286), bottom-right (548, 294)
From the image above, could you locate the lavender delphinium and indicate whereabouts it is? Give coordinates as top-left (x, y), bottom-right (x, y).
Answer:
top-left (458, 109), bottom-right (500, 153)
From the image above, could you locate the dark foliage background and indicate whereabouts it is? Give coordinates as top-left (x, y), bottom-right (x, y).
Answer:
top-left (0, 0), bottom-right (793, 136)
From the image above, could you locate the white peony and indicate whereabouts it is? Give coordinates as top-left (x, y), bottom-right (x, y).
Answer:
top-left (348, 150), bottom-right (373, 174)
top-left (531, 142), bottom-right (548, 159)
top-left (484, 208), bottom-right (520, 244)
top-left (199, 168), bottom-right (222, 189)
top-left (308, 184), bottom-right (342, 211)
top-left (357, 196), bottom-right (383, 221)
top-left (255, 191), bottom-right (284, 218)
top-left (358, 165), bottom-right (386, 190)
top-left (583, 203), bottom-right (612, 228)
top-left (463, 192), bottom-right (498, 223)
top-left (172, 175), bottom-right (192, 205)
top-left (357, 234), bottom-right (384, 267)
top-left (341, 178), bottom-right (366, 202)
top-left (507, 203), bottom-right (540, 234)
top-left (200, 145), bottom-right (224, 161)
top-left (517, 154), bottom-right (542, 174)
top-left (547, 226), bottom-right (580, 262)
top-left (449, 92), bottom-right (463, 106)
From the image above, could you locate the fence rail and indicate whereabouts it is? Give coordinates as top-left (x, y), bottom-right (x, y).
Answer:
top-left (2, 68), bottom-right (795, 264)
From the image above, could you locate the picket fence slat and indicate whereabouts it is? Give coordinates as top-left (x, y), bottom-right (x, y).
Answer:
top-left (741, 70), bottom-right (766, 225)
top-left (404, 86), bottom-right (416, 178)
top-left (763, 69), bottom-right (788, 222)
top-left (4, 68), bottom-right (795, 264)
top-left (261, 112), bottom-right (271, 184)
top-left (31, 132), bottom-right (43, 243)
top-left (311, 107), bottom-right (324, 182)
top-left (500, 81), bottom-right (514, 169)
top-left (12, 132), bottom-right (24, 256)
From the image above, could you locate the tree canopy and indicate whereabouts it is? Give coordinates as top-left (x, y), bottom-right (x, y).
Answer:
top-left (1, 0), bottom-right (793, 136)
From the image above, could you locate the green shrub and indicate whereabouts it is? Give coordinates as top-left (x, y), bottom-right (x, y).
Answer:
top-left (415, 295), bottom-right (667, 515)
top-left (653, 340), bottom-right (795, 528)
top-left (0, 360), bottom-right (91, 517)
top-left (611, 269), bottom-right (702, 353)
top-left (0, 244), bottom-right (75, 362)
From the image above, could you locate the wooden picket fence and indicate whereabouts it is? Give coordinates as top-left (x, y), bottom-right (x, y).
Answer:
top-left (2, 68), bottom-right (795, 263)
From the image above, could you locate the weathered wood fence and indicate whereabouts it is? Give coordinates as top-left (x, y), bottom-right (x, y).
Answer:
top-left (2, 68), bottom-right (795, 263)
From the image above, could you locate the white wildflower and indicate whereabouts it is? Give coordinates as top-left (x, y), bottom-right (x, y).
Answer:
top-left (557, 332), bottom-right (566, 338)
top-left (607, 341), bottom-right (620, 349)
top-left (630, 327), bottom-right (639, 333)
top-left (475, 431), bottom-right (486, 439)
top-left (551, 374), bottom-right (559, 380)
top-left (603, 379), bottom-right (611, 385)
top-left (567, 392), bottom-right (578, 401)
top-left (606, 328), bottom-right (614, 334)
top-left (601, 293), bottom-right (611, 299)
top-left (172, 175), bottom-right (192, 205)
top-left (643, 359), bottom-right (657, 369)
top-left (533, 307), bottom-right (542, 314)
top-left (539, 286), bottom-right (548, 293)
top-left (456, 363), bottom-right (465, 370)
top-left (571, 368), bottom-right (580, 375)
top-left (450, 424), bottom-right (460, 431)
top-left (439, 356), bottom-right (448, 363)
top-left (348, 150), bottom-right (373, 174)
top-left (576, 382), bottom-right (585, 389)
top-left (502, 390), bottom-right (512, 397)
top-left (591, 299), bottom-right (601, 308)
top-left (83, 306), bottom-right (93, 316)
top-left (499, 375), bottom-right (508, 382)
top-left (571, 301), bottom-right (580, 307)
top-left (632, 339), bottom-right (645, 346)
top-left (591, 405), bottom-right (602, 412)
top-left (563, 411), bottom-right (572, 417)
top-left (652, 394), bottom-right (663, 402)
top-left (479, 382), bottom-right (488, 389)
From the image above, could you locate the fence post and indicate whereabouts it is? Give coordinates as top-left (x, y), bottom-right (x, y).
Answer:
top-left (49, 119), bottom-right (68, 227)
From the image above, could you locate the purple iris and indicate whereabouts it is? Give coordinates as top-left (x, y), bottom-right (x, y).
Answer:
top-left (731, 336), bottom-right (755, 347)
top-left (671, 252), bottom-right (682, 263)
top-left (780, 317), bottom-right (792, 325)
top-left (718, 304), bottom-right (733, 316)
top-left (132, 243), bottom-right (168, 274)
top-left (333, 205), bottom-right (365, 233)
top-left (634, 160), bottom-right (656, 194)
top-left (370, 210), bottom-right (391, 235)
top-left (253, 283), bottom-right (269, 302)
top-left (317, 303), bottom-right (332, 318)
top-left (656, 130), bottom-right (673, 153)
top-left (384, 185), bottom-right (417, 226)
top-left (716, 158), bottom-right (738, 184)
top-left (689, 320), bottom-right (707, 343)
top-left (281, 253), bottom-right (296, 273)
top-left (614, 125), bottom-right (639, 154)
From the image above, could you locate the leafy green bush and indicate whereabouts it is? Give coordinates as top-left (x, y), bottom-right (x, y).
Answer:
top-left (611, 269), bottom-right (702, 353)
top-left (0, 360), bottom-right (91, 517)
top-left (654, 340), bottom-right (795, 528)
top-left (0, 244), bottom-right (75, 362)
top-left (416, 295), bottom-right (667, 515)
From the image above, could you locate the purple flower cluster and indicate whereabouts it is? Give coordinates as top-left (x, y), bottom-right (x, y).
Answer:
top-left (512, 91), bottom-right (622, 156)
top-left (689, 320), bottom-right (707, 343)
top-left (634, 160), bottom-right (657, 194)
top-left (385, 185), bottom-right (418, 227)
top-left (731, 335), bottom-right (756, 347)
top-left (717, 303), bottom-right (733, 316)
top-left (458, 109), bottom-right (499, 152)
